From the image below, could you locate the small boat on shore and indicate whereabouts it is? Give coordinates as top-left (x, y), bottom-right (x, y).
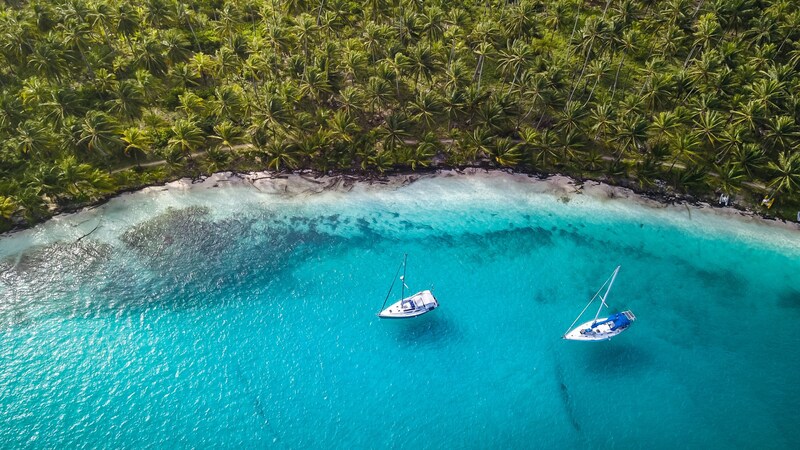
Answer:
top-left (378, 255), bottom-right (439, 319)
top-left (563, 266), bottom-right (636, 341)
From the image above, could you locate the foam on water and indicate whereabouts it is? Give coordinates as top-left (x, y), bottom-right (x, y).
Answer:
top-left (1, 172), bottom-right (799, 448)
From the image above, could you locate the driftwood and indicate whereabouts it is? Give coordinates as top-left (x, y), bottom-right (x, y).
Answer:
top-left (73, 223), bottom-right (100, 244)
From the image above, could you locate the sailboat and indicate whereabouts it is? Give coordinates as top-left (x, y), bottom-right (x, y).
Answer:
top-left (563, 266), bottom-right (636, 341)
top-left (378, 254), bottom-right (439, 319)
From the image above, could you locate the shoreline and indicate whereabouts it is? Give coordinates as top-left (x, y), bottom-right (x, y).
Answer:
top-left (2, 168), bottom-right (798, 240)
top-left (143, 168), bottom-right (800, 232)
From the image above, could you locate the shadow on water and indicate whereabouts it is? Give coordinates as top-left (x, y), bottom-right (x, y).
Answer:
top-left (552, 356), bottom-right (582, 434)
top-left (777, 288), bottom-right (800, 311)
top-left (229, 358), bottom-right (281, 445)
top-left (387, 314), bottom-right (460, 347)
top-left (580, 341), bottom-right (653, 376)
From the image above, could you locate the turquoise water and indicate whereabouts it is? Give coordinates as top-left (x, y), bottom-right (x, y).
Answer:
top-left (1, 173), bottom-right (799, 448)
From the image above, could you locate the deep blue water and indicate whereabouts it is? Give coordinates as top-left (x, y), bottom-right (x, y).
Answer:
top-left (1, 173), bottom-right (799, 448)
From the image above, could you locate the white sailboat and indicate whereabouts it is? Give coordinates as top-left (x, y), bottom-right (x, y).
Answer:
top-left (563, 266), bottom-right (636, 341)
top-left (378, 254), bottom-right (439, 319)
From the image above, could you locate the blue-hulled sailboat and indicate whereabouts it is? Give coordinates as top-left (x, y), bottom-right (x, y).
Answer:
top-left (563, 266), bottom-right (636, 341)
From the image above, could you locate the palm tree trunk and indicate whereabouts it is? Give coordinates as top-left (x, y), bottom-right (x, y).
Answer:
top-left (567, 0), bottom-right (612, 105)
top-left (473, 54), bottom-right (484, 91)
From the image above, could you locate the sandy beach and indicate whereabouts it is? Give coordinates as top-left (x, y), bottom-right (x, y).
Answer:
top-left (1, 169), bottom-right (797, 255)
top-left (151, 169), bottom-right (800, 232)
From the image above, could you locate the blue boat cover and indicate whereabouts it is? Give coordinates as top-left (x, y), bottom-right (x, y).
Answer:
top-left (592, 313), bottom-right (630, 330)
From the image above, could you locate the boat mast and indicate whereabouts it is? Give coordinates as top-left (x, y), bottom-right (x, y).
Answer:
top-left (379, 258), bottom-right (405, 313)
top-left (400, 253), bottom-right (407, 300)
top-left (592, 266), bottom-right (620, 323)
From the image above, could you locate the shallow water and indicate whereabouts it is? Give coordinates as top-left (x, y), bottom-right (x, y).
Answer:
top-left (1, 173), bottom-right (799, 448)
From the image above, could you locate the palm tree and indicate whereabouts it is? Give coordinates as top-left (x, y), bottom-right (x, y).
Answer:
top-left (408, 43), bottom-right (441, 89)
top-left (692, 110), bottom-right (725, 148)
top-left (410, 91), bottom-right (443, 129)
top-left (108, 80), bottom-right (146, 121)
top-left (177, 92), bottom-right (207, 119)
top-left (477, 98), bottom-right (509, 133)
top-left (361, 22), bottom-right (389, 61)
top-left (114, 3), bottom-right (140, 46)
top-left (668, 133), bottom-right (702, 173)
top-left (489, 137), bottom-right (522, 167)
top-left (395, 10), bottom-right (421, 46)
top-left (568, 15), bottom-right (611, 103)
top-left (294, 13), bottom-right (318, 65)
top-left (120, 127), bottom-right (152, 168)
top-left (57, 20), bottom-right (96, 78)
top-left (532, 129), bottom-right (561, 170)
top-left (613, 114), bottom-right (649, 159)
top-left (13, 121), bottom-right (53, 158)
top-left (583, 59), bottom-right (609, 106)
top-left (209, 121), bottom-right (245, 153)
top-left (497, 39), bottom-right (534, 84)
top-left (714, 125), bottom-right (747, 164)
top-left (555, 130), bottom-right (585, 167)
top-left (413, 132), bottom-right (440, 169)
top-left (464, 126), bottom-right (495, 163)
top-left (419, 7), bottom-right (445, 44)
top-left (505, 0), bottom-right (540, 39)
top-left (692, 12), bottom-right (721, 52)
top-left (379, 114), bottom-right (411, 152)
top-left (365, 76), bottom-right (394, 114)
top-left (635, 157), bottom-right (663, 190)
top-left (544, 0), bottom-right (570, 31)
top-left (763, 116), bottom-right (798, 153)
top-left (649, 110), bottom-right (681, 144)
top-left (189, 53), bottom-right (219, 85)
top-left (174, 2), bottom-right (200, 51)
top-left (557, 101), bottom-right (587, 134)
top-left (711, 162), bottom-right (745, 196)
top-left (168, 119), bottom-right (206, 160)
top-left (385, 52), bottom-right (413, 101)
top-left (87, 2), bottom-right (114, 48)
top-left (211, 86), bottom-right (245, 121)
top-left (394, 133), bottom-right (435, 170)
top-left (731, 100), bottom-right (763, 134)
top-left (56, 156), bottom-right (112, 201)
top-left (748, 77), bottom-right (784, 113)
top-left (336, 86), bottom-right (365, 115)
top-left (328, 111), bottom-right (361, 144)
top-left (162, 29), bottom-right (192, 66)
top-left (733, 143), bottom-right (766, 178)
top-left (252, 94), bottom-right (290, 136)
top-left (767, 152), bottom-right (800, 200)
top-left (471, 41), bottom-right (494, 91)
top-left (78, 111), bottom-right (120, 156)
top-left (145, 0), bottom-right (175, 29)
top-left (29, 40), bottom-right (68, 82)
top-left (300, 67), bottom-right (334, 103)
top-left (135, 34), bottom-right (168, 76)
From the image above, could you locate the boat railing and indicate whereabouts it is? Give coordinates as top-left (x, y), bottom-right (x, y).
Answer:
top-left (622, 310), bottom-right (636, 321)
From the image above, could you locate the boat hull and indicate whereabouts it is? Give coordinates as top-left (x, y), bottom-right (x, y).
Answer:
top-left (378, 290), bottom-right (438, 319)
top-left (563, 311), bottom-right (635, 341)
